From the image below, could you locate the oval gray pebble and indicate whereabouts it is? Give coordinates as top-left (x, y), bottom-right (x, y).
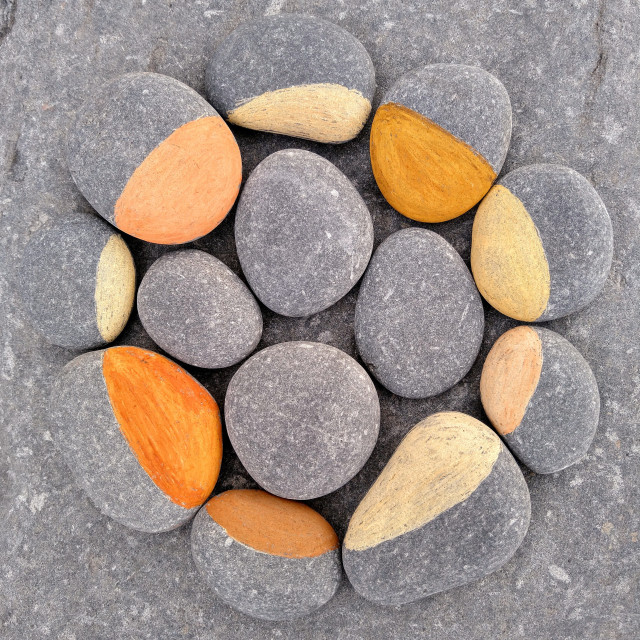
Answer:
top-left (355, 228), bottom-right (484, 399)
top-left (19, 213), bottom-right (135, 350)
top-left (137, 250), bottom-right (262, 369)
top-left (205, 14), bottom-right (376, 143)
top-left (236, 149), bottom-right (374, 317)
top-left (225, 341), bottom-right (380, 500)
top-left (481, 326), bottom-right (600, 474)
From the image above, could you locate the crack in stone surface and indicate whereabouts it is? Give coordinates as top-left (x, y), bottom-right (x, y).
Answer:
top-left (583, 0), bottom-right (608, 123)
top-left (0, 0), bottom-right (17, 44)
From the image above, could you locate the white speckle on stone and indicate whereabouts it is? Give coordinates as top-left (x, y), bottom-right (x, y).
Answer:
top-left (29, 493), bottom-right (48, 514)
top-left (2, 344), bottom-right (15, 380)
top-left (549, 565), bottom-right (571, 583)
top-left (330, 189), bottom-right (339, 198)
top-left (264, 0), bottom-right (286, 16)
top-left (569, 475), bottom-right (584, 487)
top-left (224, 536), bottom-right (233, 547)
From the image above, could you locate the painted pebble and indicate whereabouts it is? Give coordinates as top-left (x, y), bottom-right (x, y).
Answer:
top-left (471, 164), bottom-right (613, 321)
top-left (225, 342), bottom-right (380, 500)
top-left (137, 250), bottom-right (262, 369)
top-left (50, 346), bottom-right (223, 532)
top-left (191, 489), bottom-right (341, 620)
top-left (205, 15), bottom-right (376, 143)
top-left (235, 150), bottom-right (374, 317)
top-left (67, 72), bottom-right (242, 244)
top-left (481, 326), bottom-right (600, 474)
top-left (370, 64), bottom-right (511, 223)
top-left (355, 228), bottom-right (484, 399)
top-left (19, 214), bottom-right (135, 350)
top-left (343, 412), bottom-right (531, 605)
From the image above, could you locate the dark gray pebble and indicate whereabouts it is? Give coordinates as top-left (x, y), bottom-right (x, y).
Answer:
top-left (236, 149), bottom-right (374, 317)
top-left (481, 326), bottom-right (600, 474)
top-left (342, 412), bottom-right (531, 605)
top-left (471, 164), bottom-right (613, 321)
top-left (67, 72), bottom-right (215, 226)
top-left (191, 490), bottom-right (341, 621)
top-left (19, 213), bottom-right (135, 350)
top-left (205, 14), bottom-right (376, 143)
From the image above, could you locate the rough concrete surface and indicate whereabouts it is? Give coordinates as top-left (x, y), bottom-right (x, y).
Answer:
top-left (0, 1), bottom-right (638, 639)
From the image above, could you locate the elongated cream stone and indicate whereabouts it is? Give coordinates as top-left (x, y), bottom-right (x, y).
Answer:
top-left (343, 412), bottom-right (531, 605)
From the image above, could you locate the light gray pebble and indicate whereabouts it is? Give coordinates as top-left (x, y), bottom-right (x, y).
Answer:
top-left (225, 341), bottom-right (380, 500)
top-left (137, 250), bottom-right (262, 369)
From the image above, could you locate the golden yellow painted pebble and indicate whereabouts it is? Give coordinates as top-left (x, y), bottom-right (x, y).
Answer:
top-left (471, 164), bottom-right (613, 321)
top-left (370, 64), bottom-right (511, 223)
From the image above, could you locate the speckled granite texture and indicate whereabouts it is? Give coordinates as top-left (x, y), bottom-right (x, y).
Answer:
top-left (1, 1), bottom-right (638, 639)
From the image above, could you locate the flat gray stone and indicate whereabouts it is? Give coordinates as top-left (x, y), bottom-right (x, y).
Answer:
top-left (191, 491), bottom-right (342, 621)
top-left (235, 149), bottom-right (374, 317)
top-left (3, 2), bottom-right (638, 638)
top-left (18, 213), bottom-right (135, 350)
top-left (382, 63), bottom-right (512, 173)
top-left (137, 249), bottom-right (262, 369)
top-left (50, 350), bottom-right (198, 532)
top-left (225, 341), bottom-right (380, 500)
top-left (67, 72), bottom-right (216, 225)
top-left (205, 14), bottom-right (375, 142)
top-left (355, 228), bottom-right (484, 398)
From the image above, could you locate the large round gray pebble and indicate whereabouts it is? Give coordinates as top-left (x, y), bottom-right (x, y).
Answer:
top-left (355, 228), bottom-right (484, 399)
top-left (235, 149), bottom-right (374, 317)
top-left (225, 341), bottom-right (380, 500)
top-left (137, 250), bottom-right (262, 369)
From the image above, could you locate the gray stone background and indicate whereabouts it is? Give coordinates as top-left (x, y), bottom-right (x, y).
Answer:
top-left (1, 0), bottom-right (638, 638)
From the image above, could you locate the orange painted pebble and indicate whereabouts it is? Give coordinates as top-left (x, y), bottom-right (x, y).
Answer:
top-left (50, 346), bottom-right (223, 532)
top-left (481, 326), bottom-right (600, 474)
top-left (191, 489), bottom-right (341, 620)
top-left (67, 72), bottom-right (242, 244)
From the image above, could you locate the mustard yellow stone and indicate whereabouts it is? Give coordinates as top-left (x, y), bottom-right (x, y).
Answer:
top-left (227, 83), bottom-right (372, 144)
top-left (343, 412), bottom-right (501, 552)
top-left (94, 235), bottom-right (136, 342)
top-left (471, 184), bottom-right (551, 321)
top-left (370, 103), bottom-right (497, 223)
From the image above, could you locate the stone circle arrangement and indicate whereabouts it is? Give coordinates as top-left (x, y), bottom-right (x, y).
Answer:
top-left (19, 13), bottom-right (614, 622)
